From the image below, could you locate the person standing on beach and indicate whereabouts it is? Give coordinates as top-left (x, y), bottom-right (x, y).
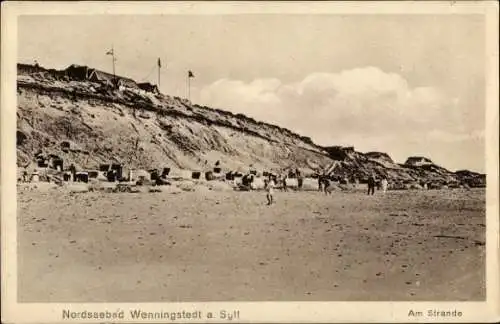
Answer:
top-left (295, 168), bottom-right (303, 190)
top-left (318, 175), bottom-right (323, 192)
top-left (282, 174), bottom-right (288, 192)
top-left (297, 175), bottom-right (304, 190)
top-left (367, 174), bottom-right (376, 195)
top-left (381, 177), bottom-right (388, 193)
top-left (264, 178), bottom-right (275, 205)
top-left (69, 163), bottom-right (76, 182)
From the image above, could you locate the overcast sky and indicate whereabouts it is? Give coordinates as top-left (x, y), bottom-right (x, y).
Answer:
top-left (18, 14), bottom-right (486, 172)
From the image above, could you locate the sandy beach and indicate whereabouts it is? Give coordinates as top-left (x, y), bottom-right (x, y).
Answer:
top-left (17, 186), bottom-right (485, 302)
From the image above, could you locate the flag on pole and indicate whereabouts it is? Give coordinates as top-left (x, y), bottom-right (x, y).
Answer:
top-left (106, 49), bottom-right (114, 55)
top-left (188, 70), bottom-right (195, 78)
top-left (158, 58), bottom-right (161, 68)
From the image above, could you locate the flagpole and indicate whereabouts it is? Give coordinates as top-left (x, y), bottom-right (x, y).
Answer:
top-left (112, 46), bottom-right (115, 77)
top-left (111, 45), bottom-right (116, 86)
top-left (157, 58), bottom-right (161, 89)
top-left (106, 45), bottom-right (117, 88)
top-left (188, 75), bottom-right (191, 101)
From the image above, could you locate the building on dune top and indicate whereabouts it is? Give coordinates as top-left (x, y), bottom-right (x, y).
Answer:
top-left (17, 63), bottom-right (46, 75)
top-left (137, 82), bottom-right (160, 94)
top-left (18, 63), bottom-right (161, 94)
top-left (405, 156), bottom-right (433, 167)
top-left (65, 64), bottom-right (139, 89)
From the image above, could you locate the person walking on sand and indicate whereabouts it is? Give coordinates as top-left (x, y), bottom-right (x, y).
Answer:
top-left (318, 175), bottom-right (323, 192)
top-left (323, 176), bottom-right (332, 195)
top-left (367, 173), bottom-right (376, 195)
top-left (264, 178), bottom-right (275, 205)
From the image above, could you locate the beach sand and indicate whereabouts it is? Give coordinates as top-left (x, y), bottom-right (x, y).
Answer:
top-left (17, 186), bottom-right (485, 302)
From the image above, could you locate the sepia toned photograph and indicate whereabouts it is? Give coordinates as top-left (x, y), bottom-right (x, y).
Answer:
top-left (1, 1), bottom-right (499, 323)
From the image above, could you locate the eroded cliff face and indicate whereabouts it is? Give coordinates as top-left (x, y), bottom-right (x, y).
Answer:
top-left (16, 73), bottom-right (331, 173)
top-left (16, 67), bottom-right (485, 187)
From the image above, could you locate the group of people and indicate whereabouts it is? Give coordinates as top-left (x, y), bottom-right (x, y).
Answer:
top-left (263, 172), bottom-right (334, 205)
top-left (263, 169), bottom-right (303, 205)
top-left (367, 174), bottom-right (388, 195)
top-left (263, 172), bottom-right (390, 205)
top-left (317, 175), bottom-right (332, 195)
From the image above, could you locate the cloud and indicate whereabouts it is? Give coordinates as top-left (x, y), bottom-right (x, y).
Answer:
top-left (197, 66), bottom-right (484, 168)
top-left (426, 129), bottom-right (485, 143)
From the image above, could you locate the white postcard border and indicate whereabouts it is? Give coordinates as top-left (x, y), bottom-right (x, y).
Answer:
top-left (1, 1), bottom-right (499, 323)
